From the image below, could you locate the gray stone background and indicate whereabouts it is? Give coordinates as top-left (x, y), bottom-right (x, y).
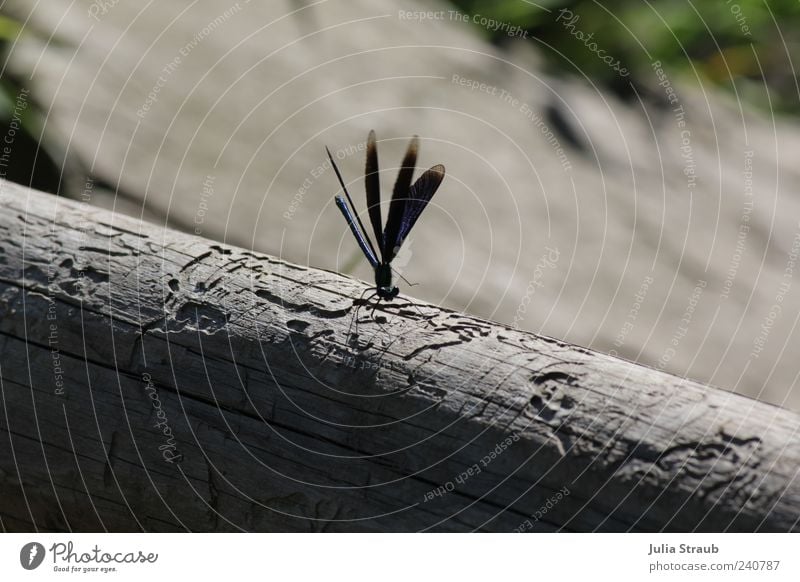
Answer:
top-left (4, 0), bottom-right (800, 411)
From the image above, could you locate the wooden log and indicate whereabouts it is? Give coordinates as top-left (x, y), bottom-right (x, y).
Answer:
top-left (0, 178), bottom-right (798, 532)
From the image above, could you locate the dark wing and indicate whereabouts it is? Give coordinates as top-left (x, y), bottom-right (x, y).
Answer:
top-left (382, 135), bottom-right (418, 260)
top-left (364, 130), bottom-right (384, 260)
top-left (386, 165), bottom-right (445, 261)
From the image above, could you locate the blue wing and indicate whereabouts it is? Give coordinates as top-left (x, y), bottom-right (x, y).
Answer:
top-left (385, 164), bottom-right (445, 261)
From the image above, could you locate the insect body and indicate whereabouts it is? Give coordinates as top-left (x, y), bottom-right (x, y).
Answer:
top-left (327, 130), bottom-right (445, 300)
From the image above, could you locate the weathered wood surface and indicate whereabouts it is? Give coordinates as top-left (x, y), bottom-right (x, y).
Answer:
top-left (7, 0), bottom-right (800, 412)
top-left (1, 179), bottom-right (799, 532)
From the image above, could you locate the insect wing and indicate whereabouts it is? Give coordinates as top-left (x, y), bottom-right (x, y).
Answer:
top-left (386, 164), bottom-right (445, 261)
top-left (382, 135), bottom-right (419, 259)
top-left (364, 130), bottom-right (384, 259)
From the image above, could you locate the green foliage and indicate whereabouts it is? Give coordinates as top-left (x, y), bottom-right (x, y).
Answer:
top-left (0, 12), bottom-right (61, 193)
top-left (0, 14), bottom-right (21, 41)
top-left (0, 13), bottom-right (27, 122)
top-left (448, 0), bottom-right (800, 114)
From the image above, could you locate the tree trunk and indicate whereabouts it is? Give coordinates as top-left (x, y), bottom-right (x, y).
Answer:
top-left (0, 179), bottom-right (798, 532)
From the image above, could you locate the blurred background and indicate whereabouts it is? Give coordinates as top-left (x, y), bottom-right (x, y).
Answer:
top-left (2, 0), bottom-right (800, 410)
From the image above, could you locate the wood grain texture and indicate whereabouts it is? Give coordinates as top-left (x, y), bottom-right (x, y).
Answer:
top-left (1, 179), bottom-right (798, 532)
top-left (8, 0), bottom-right (800, 412)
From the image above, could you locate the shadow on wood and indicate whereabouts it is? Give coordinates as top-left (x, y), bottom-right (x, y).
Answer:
top-left (0, 179), bottom-right (798, 532)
